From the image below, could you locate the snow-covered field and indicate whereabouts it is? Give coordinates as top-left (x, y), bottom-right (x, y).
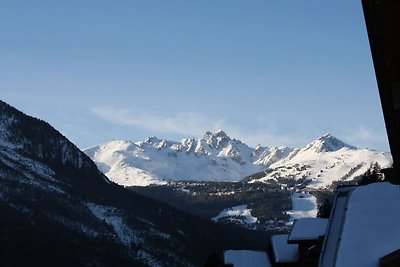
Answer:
top-left (286, 192), bottom-right (318, 221)
top-left (212, 204), bottom-right (258, 224)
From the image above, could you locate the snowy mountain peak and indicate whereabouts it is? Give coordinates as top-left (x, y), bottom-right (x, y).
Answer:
top-left (252, 144), bottom-right (267, 158)
top-left (144, 136), bottom-right (161, 144)
top-left (203, 130), bottom-right (229, 139)
top-left (203, 130), bottom-right (232, 149)
top-left (304, 133), bottom-right (356, 153)
top-left (214, 129), bottom-right (229, 137)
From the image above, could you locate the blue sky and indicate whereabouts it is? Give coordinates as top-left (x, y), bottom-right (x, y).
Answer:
top-left (0, 1), bottom-right (390, 151)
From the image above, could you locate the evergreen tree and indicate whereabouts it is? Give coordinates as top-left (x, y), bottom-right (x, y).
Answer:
top-left (317, 198), bottom-right (332, 218)
top-left (358, 162), bottom-right (383, 185)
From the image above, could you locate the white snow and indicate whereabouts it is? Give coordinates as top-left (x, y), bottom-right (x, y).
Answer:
top-left (224, 250), bottom-right (272, 267)
top-left (252, 134), bottom-right (391, 189)
top-left (286, 192), bottom-right (318, 221)
top-left (335, 182), bottom-right (400, 267)
top-left (271, 234), bottom-right (298, 263)
top-left (0, 144), bottom-right (65, 194)
top-left (85, 132), bottom-right (391, 188)
top-left (0, 146), bottom-right (56, 181)
top-left (84, 140), bottom-right (167, 186)
top-left (86, 203), bottom-right (165, 267)
top-left (106, 161), bottom-right (166, 187)
top-left (212, 204), bottom-right (258, 224)
top-left (84, 131), bottom-right (287, 186)
top-left (302, 133), bottom-right (356, 152)
top-left (288, 218), bottom-right (328, 242)
top-left (0, 116), bottom-right (67, 194)
top-left (179, 188), bottom-right (191, 194)
top-left (86, 202), bottom-right (141, 245)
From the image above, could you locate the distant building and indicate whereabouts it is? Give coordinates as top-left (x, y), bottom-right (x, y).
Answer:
top-left (270, 218), bottom-right (327, 267)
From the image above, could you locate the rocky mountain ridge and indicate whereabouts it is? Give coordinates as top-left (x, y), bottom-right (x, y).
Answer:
top-left (85, 130), bottom-right (293, 186)
top-left (86, 131), bottom-right (392, 188)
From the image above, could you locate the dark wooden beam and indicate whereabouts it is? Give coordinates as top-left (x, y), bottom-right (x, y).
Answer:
top-left (362, 0), bottom-right (400, 183)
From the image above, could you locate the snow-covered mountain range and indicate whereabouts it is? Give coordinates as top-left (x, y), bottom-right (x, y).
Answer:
top-left (85, 131), bottom-right (392, 189)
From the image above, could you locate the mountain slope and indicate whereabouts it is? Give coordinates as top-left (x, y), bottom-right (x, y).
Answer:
top-left (249, 134), bottom-right (391, 189)
top-left (0, 100), bottom-right (268, 266)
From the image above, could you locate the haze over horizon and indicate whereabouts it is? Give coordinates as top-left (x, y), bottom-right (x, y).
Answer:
top-left (1, 1), bottom-right (390, 151)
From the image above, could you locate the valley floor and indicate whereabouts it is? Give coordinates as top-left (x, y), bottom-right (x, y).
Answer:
top-left (131, 181), bottom-right (324, 232)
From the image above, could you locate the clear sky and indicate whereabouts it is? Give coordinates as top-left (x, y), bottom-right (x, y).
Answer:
top-left (0, 1), bottom-right (390, 151)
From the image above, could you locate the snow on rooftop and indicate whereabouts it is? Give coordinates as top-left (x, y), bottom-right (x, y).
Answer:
top-left (335, 182), bottom-right (400, 267)
top-left (223, 250), bottom-right (271, 267)
top-left (271, 234), bottom-right (298, 263)
top-left (288, 218), bottom-right (328, 242)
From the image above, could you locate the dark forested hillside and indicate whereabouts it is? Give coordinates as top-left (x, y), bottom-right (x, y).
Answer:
top-left (131, 181), bottom-right (291, 224)
top-left (0, 100), bottom-right (270, 267)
